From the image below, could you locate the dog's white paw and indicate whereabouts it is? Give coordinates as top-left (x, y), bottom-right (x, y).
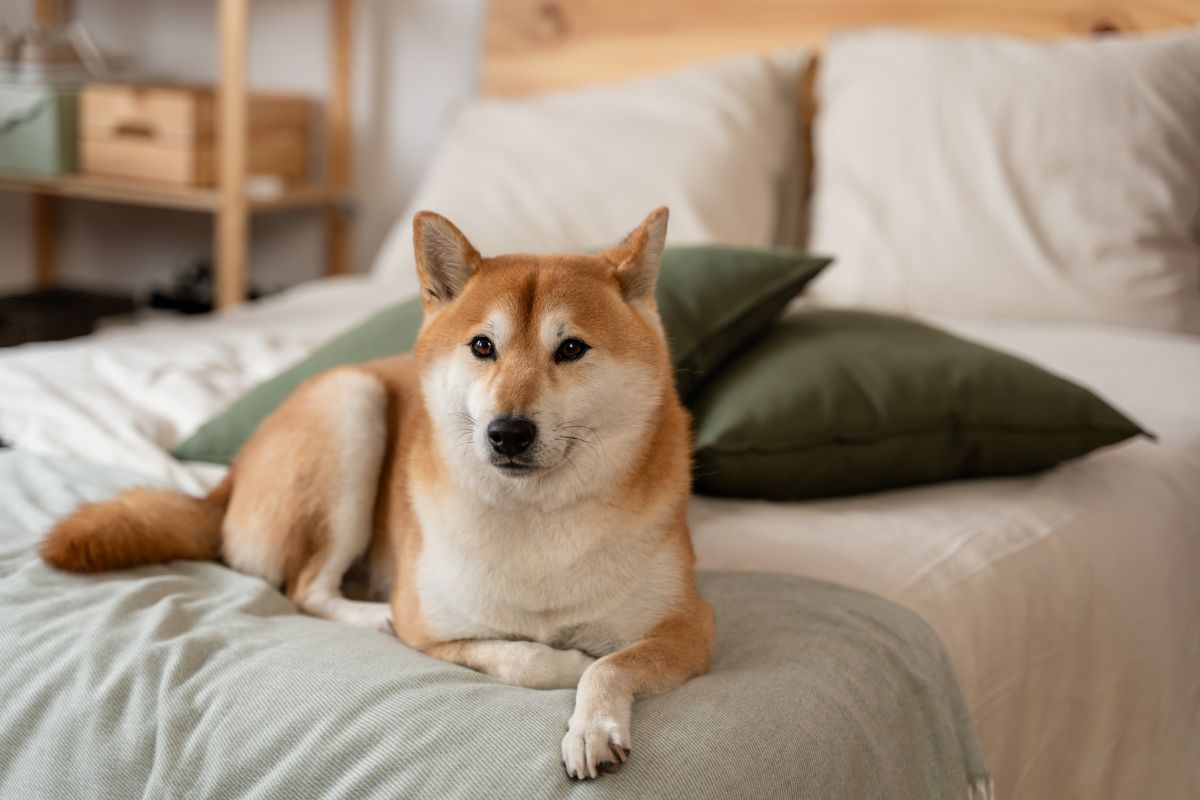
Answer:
top-left (346, 604), bottom-right (394, 635)
top-left (546, 648), bottom-right (597, 688)
top-left (497, 645), bottom-right (595, 689)
top-left (561, 714), bottom-right (631, 780)
top-left (318, 598), bottom-right (394, 634)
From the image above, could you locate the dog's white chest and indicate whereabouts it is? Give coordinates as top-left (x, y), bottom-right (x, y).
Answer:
top-left (412, 490), bottom-right (681, 654)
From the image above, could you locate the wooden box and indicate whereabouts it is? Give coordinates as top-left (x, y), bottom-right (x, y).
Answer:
top-left (79, 83), bottom-right (312, 186)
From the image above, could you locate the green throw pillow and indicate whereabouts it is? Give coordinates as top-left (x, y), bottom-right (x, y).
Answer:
top-left (690, 309), bottom-right (1146, 500)
top-left (173, 246), bottom-right (830, 465)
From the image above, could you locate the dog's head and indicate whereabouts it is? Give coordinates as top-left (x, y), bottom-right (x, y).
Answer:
top-left (411, 207), bottom-right (673, 507)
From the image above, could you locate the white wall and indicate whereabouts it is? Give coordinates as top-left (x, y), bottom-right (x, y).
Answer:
top-left (0, 0), bottom-right (484, 295)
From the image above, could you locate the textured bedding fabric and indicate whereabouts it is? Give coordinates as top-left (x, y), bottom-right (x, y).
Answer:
top-left (0, 281), bottom-right (1198, 798)
top-left (0, 453), bottom-right (989, 800)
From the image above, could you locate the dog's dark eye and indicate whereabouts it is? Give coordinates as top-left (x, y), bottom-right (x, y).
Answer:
top-left (554, 338), bottom-right (589, 363)
top-left (470, 336), bottom-right (495, 360)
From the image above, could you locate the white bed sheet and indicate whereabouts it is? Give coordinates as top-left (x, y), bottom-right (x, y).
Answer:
top-left (691, 319), bottom-right (1200, 799)
top-left (0, 275), bottom-right (404, 493)
top-left (1, 281), bottom-right (1197, 799)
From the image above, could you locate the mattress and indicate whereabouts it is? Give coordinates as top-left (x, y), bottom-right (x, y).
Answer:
top-left (2, 275), bottom-right (1197, 798)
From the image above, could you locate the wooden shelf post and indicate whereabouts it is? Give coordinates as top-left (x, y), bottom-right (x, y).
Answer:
top-left (214, 0), bottom-right (250, 310)
top-left (32, 195), bottom-right (57, 289)
top-left (32, 0), bottom-right (60, 290)
top-left (324, 0), bottom-right (353, 276)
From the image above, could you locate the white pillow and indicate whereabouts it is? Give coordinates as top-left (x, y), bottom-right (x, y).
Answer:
top-left (372, 52), bottom-right (809, 290)
top-left (807, 28), bottom-right (1200, 333)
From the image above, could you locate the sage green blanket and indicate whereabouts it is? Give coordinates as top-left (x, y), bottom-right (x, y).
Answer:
top-left (0, 452), bottom-right (990, 799)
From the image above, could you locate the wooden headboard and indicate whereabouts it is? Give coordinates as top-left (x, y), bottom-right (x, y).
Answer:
top-left (484, 0), bottom-right (1200, 95)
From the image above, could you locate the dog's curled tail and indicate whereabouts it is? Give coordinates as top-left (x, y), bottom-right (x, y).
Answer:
top-left (40, 477), bottom-right (232, 573)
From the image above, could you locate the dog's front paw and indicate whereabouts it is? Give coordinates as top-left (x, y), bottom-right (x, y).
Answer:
top-left (561, 715), bottom-right (630, 780)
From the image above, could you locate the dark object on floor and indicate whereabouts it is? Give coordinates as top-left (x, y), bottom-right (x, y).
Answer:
top-left (0, 288), bottom-right (136, 347)
top-left (0, 435), bottom-right (10, 449)
top-left (149, 260), bottom-right (267, 315)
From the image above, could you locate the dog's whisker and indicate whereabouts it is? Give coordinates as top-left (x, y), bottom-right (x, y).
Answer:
top-left (557, 424), bottom-right (602, 448)
top-left (561, 446), bottom-right (583, 482)
top-left (557, 423), bottom-right (599, 435)
top-left (560, 435), bottom-right (598, 457)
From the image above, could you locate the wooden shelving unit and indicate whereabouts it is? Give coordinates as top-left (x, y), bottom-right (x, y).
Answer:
top-left (4, 0), bottom-right (354, 309)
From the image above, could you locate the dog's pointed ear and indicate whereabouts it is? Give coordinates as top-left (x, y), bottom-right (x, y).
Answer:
top-left (413, 211), bottom-right (480, 307)
top-left (607, 207), bottom-right (669, 305)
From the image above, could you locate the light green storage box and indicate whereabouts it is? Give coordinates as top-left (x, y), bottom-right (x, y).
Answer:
top-left (0, 84), bottom-right (77, 175)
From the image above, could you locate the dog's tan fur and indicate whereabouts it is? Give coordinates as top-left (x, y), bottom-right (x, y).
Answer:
top-left (41, 207), bottom-right (714, 780)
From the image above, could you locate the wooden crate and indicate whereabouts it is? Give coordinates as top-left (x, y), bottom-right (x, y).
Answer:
top-left (79, 83), bottom-right (312, 186)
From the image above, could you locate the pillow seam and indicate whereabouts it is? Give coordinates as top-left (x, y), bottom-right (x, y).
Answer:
top-left (697, 421), bottom-right (1141, 454)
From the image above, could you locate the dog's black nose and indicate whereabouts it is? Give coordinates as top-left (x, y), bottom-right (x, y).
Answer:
top-left (487, 416), bottom-right (537, 457)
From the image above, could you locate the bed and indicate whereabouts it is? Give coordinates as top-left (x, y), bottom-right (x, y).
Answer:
top-left (2, 1), bottom-right (1199, 797)
top-left (4, 277), bottom-right (1198, 797)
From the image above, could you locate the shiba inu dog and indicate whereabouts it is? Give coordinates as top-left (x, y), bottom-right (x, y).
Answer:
top-left (41, 206), bottom-right (715, 780)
